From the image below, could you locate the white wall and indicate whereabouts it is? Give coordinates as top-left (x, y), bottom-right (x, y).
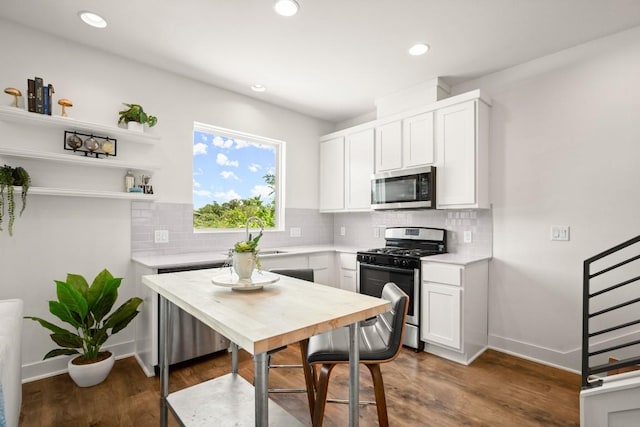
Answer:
top-left (0, 19), bottom-right (332, 380)
top-left (452, 26), bottom-right (640, 371)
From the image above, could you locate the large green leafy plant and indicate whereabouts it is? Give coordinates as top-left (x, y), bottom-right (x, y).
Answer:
top-left (0, 164), bottom-right (30, 236)
top-left (26, 269), bottom-right (143, 363)
top-left (118, 103), bottom-right (158, 127)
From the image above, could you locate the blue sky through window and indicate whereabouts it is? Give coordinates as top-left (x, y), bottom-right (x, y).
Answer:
top-left (193, 130), bottom-right (276, 210)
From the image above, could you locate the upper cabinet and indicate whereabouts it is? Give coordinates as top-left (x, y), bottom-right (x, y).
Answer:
top-left (319, 127), bottom-right (374, 212)
top-left (320, 89), bottom-right (490, 212)
top-left (435, 97), bottom-right (490, 209)
top-left (374, 111), bottom-right (435, 173)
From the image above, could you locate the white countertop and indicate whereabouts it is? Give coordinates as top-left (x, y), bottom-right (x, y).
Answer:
top-left (132, 245), bottom-right (491, 269)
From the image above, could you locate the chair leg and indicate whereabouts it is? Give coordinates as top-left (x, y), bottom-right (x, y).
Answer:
top-left (299, 339), bottom-right (316, 420)
top-left (313, 363), bottom-right (336, 427)
top-left (366, 364), bottom-right (389, 427)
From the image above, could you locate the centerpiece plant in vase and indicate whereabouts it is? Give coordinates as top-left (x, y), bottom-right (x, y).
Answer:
top-left (232, 230), bottom-right (263, 281)
top-left (26, 269), bottom-right (143, 387)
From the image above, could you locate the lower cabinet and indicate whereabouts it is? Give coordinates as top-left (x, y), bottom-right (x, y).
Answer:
top-left (421, 260), bottom-right (488, 365)
top-left (337, 252), bottom-right (358, 292)
top-left (260, 253), bottom-right (334, 287)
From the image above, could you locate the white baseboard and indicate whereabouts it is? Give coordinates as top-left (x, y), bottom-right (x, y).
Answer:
top-left (21, 340), bottom-right (136, 383)
top-left (488, 334), bottom-right (581, 374)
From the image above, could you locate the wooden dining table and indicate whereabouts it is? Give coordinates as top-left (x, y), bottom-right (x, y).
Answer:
top-left (142, 267), bottom-right (390, 427)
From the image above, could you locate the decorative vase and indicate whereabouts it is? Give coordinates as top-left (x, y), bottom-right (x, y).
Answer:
top-left (67, 351), bottom-right (115, 387)
top-left (233, 252), bottom-right (255, 281)
top-left (127, 121), bottom-right (144, 132)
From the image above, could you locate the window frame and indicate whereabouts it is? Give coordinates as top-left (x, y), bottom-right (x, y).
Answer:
top-left (192, 121), bottom-right (286, 233)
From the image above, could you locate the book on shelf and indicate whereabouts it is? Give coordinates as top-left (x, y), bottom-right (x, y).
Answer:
top-left (47, 84), bottom-right (54, 115)
top-left (43, 86), bottom-right (49, 115)
top-left (35, 76), bottom-right (43, 113)
top-left (27, 79), bottom-right (35, 112)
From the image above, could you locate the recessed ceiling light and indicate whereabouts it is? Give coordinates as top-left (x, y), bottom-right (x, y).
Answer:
top-left (251, 84), bottom-right (267, 93)
top-left (274, 0), bottom-right (299, 17)
top-left (78, 11), bottom-right (107, 29)
top-left (409, 43), bottom-right (430, 56)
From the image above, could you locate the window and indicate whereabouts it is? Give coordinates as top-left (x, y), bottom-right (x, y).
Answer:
top-left (192, 122), bottom-right (285, 231)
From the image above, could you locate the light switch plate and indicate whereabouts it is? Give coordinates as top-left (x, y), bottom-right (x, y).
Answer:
top-left (551, 225), bottom-right (570, 241)
top-left (463, 230), bottom-right (473, 243)
top-left (290, 227), bottom-right (301, 237)
top-left (154, 230), bottom-right (169, 243)
top-left (340, 226), bottom-right (346, 236)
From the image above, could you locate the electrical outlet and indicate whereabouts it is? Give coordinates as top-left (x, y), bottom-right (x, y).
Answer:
top-left (340, 226), bottom-right (346, 236)
top-left (551, 225), bottom-right (570, 241)
top-left (290, 227), bottom-right (301, 237)
top-left (463, 230), bottom-right (473, 243)
top-left (374, 226), bottom-right (380, 238)
top-left (154, 230), bottom-right (169, 243)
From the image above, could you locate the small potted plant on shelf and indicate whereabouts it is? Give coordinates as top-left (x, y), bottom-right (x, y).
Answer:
top-left (0, 164), bottom-right (30, 236)
top-left (25, 268), bottom-right (143, 387)
top-left (117, 103), bottom-right (158, 132)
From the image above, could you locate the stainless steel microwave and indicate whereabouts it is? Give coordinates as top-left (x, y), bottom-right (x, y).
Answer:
top-left (371, 166), bottom-right (436, 210)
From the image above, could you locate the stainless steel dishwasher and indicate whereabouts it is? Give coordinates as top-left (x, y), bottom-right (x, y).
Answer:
top-left (157, 263), bottom-right (230, 365)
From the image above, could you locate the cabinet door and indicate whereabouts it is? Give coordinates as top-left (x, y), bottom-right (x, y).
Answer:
top-left (375, 121), bottom-right (402, 172)
top-left (340, 269), bottom-right (357, 292)
top-left (319, 137), bottom-right (345, 211)
top-left (345, 129), bottom-right (374, 210)
top-left (403, 111), bottom-right (434, 167)
top-left (436, 101), bottom-right (476, 207)
top-left (421, 283), bottom-right (461, 350)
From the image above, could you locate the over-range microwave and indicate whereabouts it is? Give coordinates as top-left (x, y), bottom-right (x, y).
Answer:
top-left (371, 166), bottom-right (436, 210)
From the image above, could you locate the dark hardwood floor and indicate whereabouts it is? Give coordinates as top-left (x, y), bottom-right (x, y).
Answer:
top-left (20, 346), bottom-right (581, 426)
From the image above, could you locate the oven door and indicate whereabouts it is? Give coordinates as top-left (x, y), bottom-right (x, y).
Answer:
top-left (358, 263), bottom-right (419, 326)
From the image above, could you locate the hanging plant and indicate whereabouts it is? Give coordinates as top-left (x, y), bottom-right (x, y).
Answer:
top-left (0, 164), bottom-right (30, 236)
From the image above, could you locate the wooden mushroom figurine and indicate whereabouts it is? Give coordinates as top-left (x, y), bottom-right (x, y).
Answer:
top-left (4, 87), bottom-right (21, 108)
top-left (58, 98), bottom-right (73, 117)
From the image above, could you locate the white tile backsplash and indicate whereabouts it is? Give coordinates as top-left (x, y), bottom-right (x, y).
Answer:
top-left (132, 203), bottom-right (492, 257)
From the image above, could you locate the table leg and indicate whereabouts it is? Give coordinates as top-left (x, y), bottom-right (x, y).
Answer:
top-left (349, 322), bottom-right (360, 427)
top-left (159, 295), bottom-right (170, 427)
top-left (254, 352), bottom-right (269, 426)
top-left (231, 342), bottom-right (239, 374)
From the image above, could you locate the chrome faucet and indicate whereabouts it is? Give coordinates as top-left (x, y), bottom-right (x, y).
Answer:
top-left (245, 216), bottom-right (264, 241)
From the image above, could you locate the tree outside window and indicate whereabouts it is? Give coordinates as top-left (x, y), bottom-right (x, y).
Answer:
top-left (192, 123), bottom-right (284, 230)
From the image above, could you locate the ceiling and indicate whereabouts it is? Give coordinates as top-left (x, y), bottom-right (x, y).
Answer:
top-left (2, 0), bottom-right (640, 123)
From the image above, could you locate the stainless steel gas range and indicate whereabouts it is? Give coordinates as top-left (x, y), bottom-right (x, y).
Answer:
top-left (356, 227), bottom-right (447, 351)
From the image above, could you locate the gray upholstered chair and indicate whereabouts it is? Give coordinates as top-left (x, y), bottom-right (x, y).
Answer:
top-left (303, 282), bottom-right (408, 427)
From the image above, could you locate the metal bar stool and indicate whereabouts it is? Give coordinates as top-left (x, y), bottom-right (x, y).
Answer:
top-left (303, 282), bottom-right (408, 427)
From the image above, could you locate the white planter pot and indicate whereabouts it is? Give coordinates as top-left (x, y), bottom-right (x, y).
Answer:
top-left (233, 252), bottom-right (255, 281)
top-left (68, 352), bottom-right (115, 387)
top-left (127, 121), bottom-right (144, 132)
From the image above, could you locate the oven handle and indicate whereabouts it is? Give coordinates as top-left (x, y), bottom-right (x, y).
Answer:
top-left (359, 263), bottom-right (415, 274)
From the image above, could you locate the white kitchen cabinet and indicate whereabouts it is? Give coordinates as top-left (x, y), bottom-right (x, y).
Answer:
top-left (421, 260), bottom-right (488, 365)
top-left (402, 111), bottom-right (434, 168)
top-left (337, 252), bottom-right (358, 292)
top-left (319, 136), bottom-right (345, 211)
top-left (435, 98), bottom-right (490, 209)
top-left (309, 253), bottom-right (333, 286)
top-left (0, 105), bottom-right (159, 199)
top-left (375, 111), bottom-right (435, 173)
top-left (345, 129), bottom-right (374, 210)
top-left (319, 127), bottom-right (374, 212)
top-left (374, 120), bottom-right (402, 172)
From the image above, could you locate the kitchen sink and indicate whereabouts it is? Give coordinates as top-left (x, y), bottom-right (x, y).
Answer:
top-left (259, 250), bottom-right (288, 255)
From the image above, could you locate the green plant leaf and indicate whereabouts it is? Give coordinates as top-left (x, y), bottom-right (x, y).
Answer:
top-left (91, 277), bottom-right (120, 323)
top-left (104, 297), bottom-right (143, 333)
top-left (24, 316), bottom-right (71, 335)
top-left (48, 300), bottom-right (80, 329)
top-left (50, 331), bottom-right (84, 348)
top-left (66, 273), bottom-right (89, 299)
top-left (87, 269), bottom-right (115, 309)
top-left (44, 348), bottom-right (79, 360)
top-left (56, 280), bottom-right (88, 320)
